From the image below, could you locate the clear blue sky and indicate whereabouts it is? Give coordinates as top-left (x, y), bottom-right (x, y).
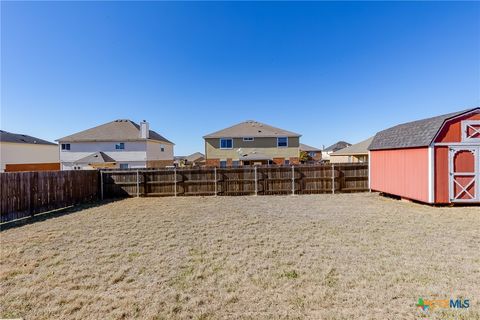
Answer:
top-left (1, 1), bottom-right (479, 155)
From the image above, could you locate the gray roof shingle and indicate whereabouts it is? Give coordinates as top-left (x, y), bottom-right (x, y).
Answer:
top-left (75, 152), bottom-right (116, 164)
top-left (203, 120), bottom-right (301, 139)
top-left (324, 141), bottom-right (351, 152)
top-left (369, 107), bottom-right (479, 150)
top-left (57, 119), bottom-right (173, 144)
top-left (0, 130), bottom-right (56, 145)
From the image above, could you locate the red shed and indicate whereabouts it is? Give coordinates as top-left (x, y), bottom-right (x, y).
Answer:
top-left (369, 107), bottom-right (480, 204)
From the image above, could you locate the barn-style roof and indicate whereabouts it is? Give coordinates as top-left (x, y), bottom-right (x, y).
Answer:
top-left (57, 119), bottom-right (173, 144)
top-left (369, 107), bottom-right (480, 151)
top-left (203, 120), bottom-right (301, 139)
top-left (0, 130), bottom-right (56, 145)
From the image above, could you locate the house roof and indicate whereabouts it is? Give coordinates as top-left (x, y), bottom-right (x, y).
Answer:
top-left (57, 119), bottom-right (173, 144)
top-left (368, 107), bottom-right (480, 150)
top-left (0, 130), bottom-right (56, 146)
top-left (323, 141), bottom-right (351, 152)
top-left (239, 152), bottom-right (272, 161)
top-left (75, 152), bottom-right (116, 164)
top-left (300, 143), bottom-right (322, 152)
top-left (331, 137), bottom-right (374, 156)
top-left (185, 152), bottom-right (205, 162)
top-left (203, 120), bottom-right (301, 139)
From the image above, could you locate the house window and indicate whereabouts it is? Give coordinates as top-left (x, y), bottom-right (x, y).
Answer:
top-left (243, 137), bottom-right (254, 142)
top-left (115, 142), bottom-right (125, 150)
top-left (219, 160), bottom-right (227, 168)
top-left (284, 159), bottom-right (290, 165)
top-left (220, 138), bottom-right (233, 149)
top-left (277, 137), bottom-right (288, 148)
top-left (61, 143), bottom-right (70, 151)
top-left (308, 151), bottom-right (316, 158)
top-left (160, 145), bottom-right (165, 152)
top-left (119, 163), bottom-right (129, 169)
top-left (232, 160), bottom-right (240, 168)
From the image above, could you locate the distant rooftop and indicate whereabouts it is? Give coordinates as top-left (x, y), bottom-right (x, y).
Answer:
top-left (57, 119), bottom-right (173, 144)
top-left (331, 137), bottom-right (373, 156)
top-left (203, 120), bottom-right (301, 139)
top-left (324, 141), bottom-right (351, 152)
top-left (0, 130), bottom-right (56, 146)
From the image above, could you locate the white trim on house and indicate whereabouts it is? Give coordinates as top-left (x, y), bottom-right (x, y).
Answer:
top-left (428, 146), bottom-right (435, 203)
top-left (461, 120), bottom-right (480, 142)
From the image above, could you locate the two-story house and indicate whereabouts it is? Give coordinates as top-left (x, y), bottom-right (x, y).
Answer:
top-left (203, 120), bottom-right (301, 167)
top-left (57, 119), bottom-right (174, 170)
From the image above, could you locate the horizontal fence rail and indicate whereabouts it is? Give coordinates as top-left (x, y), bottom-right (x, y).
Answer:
top-left (1, 170), bottom-right (99, 223)
top-left (101, 164), bottom-right (369, 198)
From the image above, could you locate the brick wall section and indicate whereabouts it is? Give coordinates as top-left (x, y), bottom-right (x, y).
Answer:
top-left (205, 159), bottom-right (220, 167)
top-left (146, 160), bottom-right (174, 168)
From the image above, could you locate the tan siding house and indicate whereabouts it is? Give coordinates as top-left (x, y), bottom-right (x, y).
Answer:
top-left (330, 137), bottom-right (373, 163)
top-left (203, 121), bottom-right (301, 167)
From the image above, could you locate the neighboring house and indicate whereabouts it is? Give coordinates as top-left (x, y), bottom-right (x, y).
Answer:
top-left (57, 119), bottom-right (174, 170)
top-left (203, 120), bottom-right (301, 167)
top-left (299, 143), bottom-right (322, 163)
top-left (175, 152), bottom-right (205, 167)
top-left (321, 141), bottom-right (351, 162)
top-left (369, 107), bottom-right (480, 204)
top-left (330, 137), bottom-right (373, 163)
top-left (0, 130), bottom-right (59, 172)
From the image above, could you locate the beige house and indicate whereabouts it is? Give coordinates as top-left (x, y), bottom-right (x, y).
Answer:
top-left (0, 130), bottom-right (59, 172)
top-left (203, 120), bottom-right (301, 167)
top-left (330, 137), bottom-right (373, 163)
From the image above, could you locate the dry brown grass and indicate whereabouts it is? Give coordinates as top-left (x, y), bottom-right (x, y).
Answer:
top-left (1, 193), bottom-right (479, 319)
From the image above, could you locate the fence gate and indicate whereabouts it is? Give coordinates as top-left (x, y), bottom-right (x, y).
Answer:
top-left (449, 146), bottom-right (479, 202)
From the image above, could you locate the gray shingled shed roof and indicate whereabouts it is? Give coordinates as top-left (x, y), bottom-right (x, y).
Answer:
top-left (203, 120), bottom-right (301, 138)
top-left (369, 108), bottom-right (480, 150)
top-left (331, 137), bottom-right (374, 156)
top-left (57, 119), bottom-right (173, 144)
top-left (0, 130), bottom-right (56, 145)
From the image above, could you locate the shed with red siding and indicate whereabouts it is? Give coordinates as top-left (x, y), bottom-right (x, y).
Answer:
top-left (368, 107), bottom-right (480, 204)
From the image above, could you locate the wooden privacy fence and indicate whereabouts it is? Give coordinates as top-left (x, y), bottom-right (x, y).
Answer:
top-left (101, 164), bottom-right (369, 198)
top-left (1, 170), bottom-right (99, 223)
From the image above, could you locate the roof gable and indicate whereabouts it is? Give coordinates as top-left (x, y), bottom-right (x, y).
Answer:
top-left (203, 120), bottom-right (301, 139)
top-left (300, 143), bottom-right (321, 152)
top-left (369, 107), bottom-right (480, 150)
top-left (57, 119), bottom-right (173, 144)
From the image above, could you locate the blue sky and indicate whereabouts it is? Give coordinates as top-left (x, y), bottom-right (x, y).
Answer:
top-left (1, 1), bottom-right (479, 155)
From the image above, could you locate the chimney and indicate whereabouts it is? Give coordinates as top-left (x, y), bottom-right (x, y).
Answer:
top-left (140, 120), bottom-right (149, 139)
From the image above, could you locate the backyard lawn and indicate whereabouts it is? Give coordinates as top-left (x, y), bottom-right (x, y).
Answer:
top-left (1, 193), bottom-right (479, 319)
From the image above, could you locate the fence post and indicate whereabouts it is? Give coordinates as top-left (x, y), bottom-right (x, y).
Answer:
top-left (100, 171), bottom-right (104, 200)
top-left (174, 167), bottom-right (177, 197)
top-left (136, 169), bottom-right (139, 198)
top-left (29, 172), bottom-right (38, 217)
top-left (291, 165), bottom-right (295, 195)
top-left (254, 166), bottom-right (258, 196)
top-left (214, 167), bottom-right (217, 196)
top-left (331, 164), bottom-right (335, 194)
